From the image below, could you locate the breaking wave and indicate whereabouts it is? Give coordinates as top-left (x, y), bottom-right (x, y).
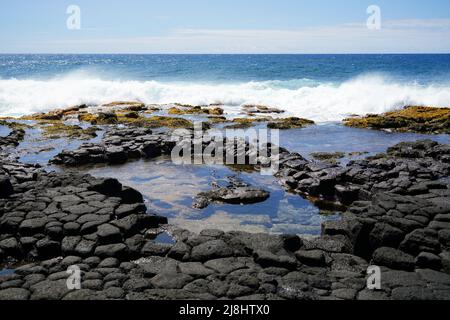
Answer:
top-left (1, 72), bottom-right (450, 121)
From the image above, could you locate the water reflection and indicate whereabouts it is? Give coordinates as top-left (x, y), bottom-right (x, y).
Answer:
top-left (83, 158), bottom-right (339, 236)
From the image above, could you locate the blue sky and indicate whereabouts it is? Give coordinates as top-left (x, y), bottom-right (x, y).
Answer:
top-left (1, 0), bottom-right (450, 53)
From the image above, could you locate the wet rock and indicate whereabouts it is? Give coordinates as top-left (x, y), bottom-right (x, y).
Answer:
top-left (19, 218), bottom-right (48, 236)
top-left (194, 178), bottom-right (270, 209)
top-left (0, 176), bottom-right (14, 198)
top-left (399, 229), bottom-right (440, 255)
top-left (295, 250), bottom-right (326, 267)
top-left (369, 223), bottom-right (405, 250)
top-left (0, 237), bottom-right (21, 257)
top-left (115, 203), bottom-right (146, 219)
top-left (281, 234), bottom-right (303, 252)
top-left (36, 238), bottom-right (61, 259)
top-left (168, 241), bottom-right (191, 260)
top-left (372, 247), bottom-right (415, 271)
top-left (415, 252), bottom-right (442, 270)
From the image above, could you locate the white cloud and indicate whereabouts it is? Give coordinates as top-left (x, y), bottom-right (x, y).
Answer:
top-left (7, 19), bottom-right (450, 53)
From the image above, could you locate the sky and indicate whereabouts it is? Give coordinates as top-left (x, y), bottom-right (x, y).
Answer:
top-left (1, 0), bottom-right (450, 53)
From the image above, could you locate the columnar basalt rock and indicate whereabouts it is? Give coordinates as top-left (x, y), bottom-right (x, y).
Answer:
top-left (0, 158), bottom-right (167, 264)
top-left (276, 140), bottom-right (450, 206)
top-left (1, 128), bottom-right (450, 300)
top-left (1, 226), bottom-right (450, 300)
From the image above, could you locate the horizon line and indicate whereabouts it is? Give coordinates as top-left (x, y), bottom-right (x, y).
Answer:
top-left (1, 52), bottom-right (450, 55)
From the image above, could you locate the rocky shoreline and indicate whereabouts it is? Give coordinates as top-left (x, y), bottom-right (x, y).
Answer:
top-left (1, 104), bottom-right (450, 300)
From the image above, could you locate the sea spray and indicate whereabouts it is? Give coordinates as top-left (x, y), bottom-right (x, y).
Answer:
top-left (1, 73), bottom-right (450, 121)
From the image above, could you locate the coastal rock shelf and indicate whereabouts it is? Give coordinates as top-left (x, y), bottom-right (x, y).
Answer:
top-left (343, 106), bottom-right (450, 134)
top-left (51, 127), bottom-right (176, 166)
top-left (326, 191), bottom-right (450, 267)
top-left (277, 140), bottom-right (450, 206)
top-left (0, 128), bottom-right (25, 151)
top-left (193, 176), bottom-right (270, 209)
top-left (1, 226), bottom-right (450, 300)
top-left (0, 158), bottom-right (167, 264)
top-left (1, 124), bottom-right (450, 300)
top-left (50, 126), bottom-right (276, 169)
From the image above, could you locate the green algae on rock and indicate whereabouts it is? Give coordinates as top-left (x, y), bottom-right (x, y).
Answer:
top-left (223, 117), bottom-right (271, 129)
top-left (168, 106), bottom-right (224, 116)
top-left (0, 120), bottom-right (32, 131)
top-left (78, 112), bottom-right (118, 125)
top-left (38, 121), bottom-right (98, 140)
top-left (117, 115), bottom-right (194, 129)
top-left (310, 152), bottom-right (346, 164)
top-left (343, 106), bottom-right (450, 134)
top-left (267, 117), bottom-right (315, 129)
top-left (20, 105), bottom-right (88, 121)
top-left (102, 101), bottom-right (146, 110)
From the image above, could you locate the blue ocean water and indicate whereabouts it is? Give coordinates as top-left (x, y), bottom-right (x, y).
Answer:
top-left (1, 54), bottom-right (450, 120)
top-left (2, 54), bottom-right (450, 83)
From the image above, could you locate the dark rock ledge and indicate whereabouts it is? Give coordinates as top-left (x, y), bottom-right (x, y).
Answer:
top-left (277, 139), bottom-right (450, 206)
top-left (50, 126), bottom-right (277, 169)
top-left (0, 158), bottom-right (167, 264)
top-left (0, 128), bottom-right (25, 151)
top-left (193, 176), bottom-right (270, 209)
top-left (0, 137), bottom-right (450, 300)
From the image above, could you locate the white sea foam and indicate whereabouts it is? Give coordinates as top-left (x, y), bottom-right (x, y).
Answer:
top-left (1, 73), bottom-right (450, 121)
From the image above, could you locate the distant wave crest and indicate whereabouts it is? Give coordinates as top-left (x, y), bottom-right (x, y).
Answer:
top-left (1, 73), bottom-right (450, 121)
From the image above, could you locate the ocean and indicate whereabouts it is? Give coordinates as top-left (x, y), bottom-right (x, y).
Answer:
top-left (1, 54), bottom-right (450, 120)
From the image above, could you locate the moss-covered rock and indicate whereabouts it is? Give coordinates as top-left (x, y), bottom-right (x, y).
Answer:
top-left (102, 101), bottom-right (146, 111)
top-left (78, 112), bottom-right (118, 125)
top-left (206, 116), bottom-right (230, 124)
top-left (267, 117), bottom-right (315, 129)
top-left (224, 118), bottom-right (256, 129)
top-left (343, 106), bottom-right (450, 134)
top-left (242, 104), bottom-right (285, 115)
top-left (168, 106), bottom-right (224, 116)
top-left (116, 115), bottom-right (194, 129)
top-left (223, 117), bottom-right (270, 129)
top-left (38, 121), bottom-right (98, 140)
top-left (0, 120), bottom-right (31, 130)
top-left (20, 105), bottom-right (87, 121)
top-left (310, 152), bottom-right (345, 164)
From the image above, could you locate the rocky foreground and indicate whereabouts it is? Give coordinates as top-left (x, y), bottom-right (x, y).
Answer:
top-left (1, 118), bottom-right (450, 300)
